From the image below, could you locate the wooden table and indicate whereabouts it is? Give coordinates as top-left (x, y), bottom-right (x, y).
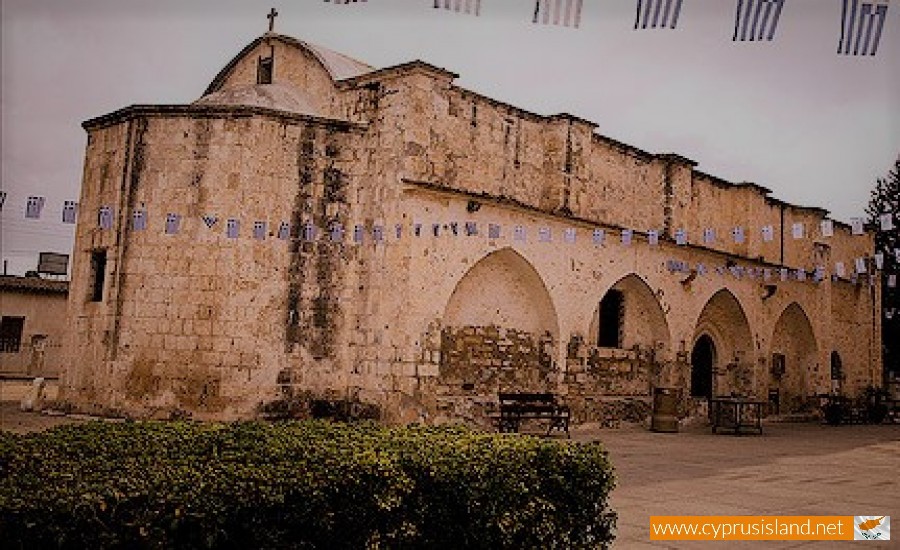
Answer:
top-left (710, 397), bottom-right (764, 435)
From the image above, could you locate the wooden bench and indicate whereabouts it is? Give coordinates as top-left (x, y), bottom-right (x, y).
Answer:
top-left (496, 392), bottom-right (570, 437)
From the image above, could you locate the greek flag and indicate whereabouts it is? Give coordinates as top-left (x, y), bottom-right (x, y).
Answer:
top-left (703, 228), bottom-right (715, 244)
top-left (303, 222), bottom-right (317, 242)
top-left (395, 224), bottom-right (403, 239)
top-left (533, 0), bottom-right (584, 28)
top-left (851, 217), bottom-right (865, 235)
top-left (539, 227), bottom-right (552, 242)
top-left (634, 0), bottom-right (683, 29)
top-left (25, 196), bottom-right (45, 219)
top-left (98, 206), bottom-right (114, 229)
top-left (488, 224), bottom-right (501, 239)
top-left (648, 229), bottom-right (659, 246)
top-left (821, 219), bottom-right (834, 237)
top-left (675, 228), bottom-right (687, 245)
top-left (835, 261), bottom-right (847, 278)
top-left (330, 223), bottom-right (344, 242)
top-left (433, 0), bottom-right (481, 16)
top-left (373, 225), bottom-right (384, 242)
top-left (254, 221), bottom-right (267, 241)
top-left (62, 201), bottom-right (78, 224)
top-left (165, 213), bottom-right (181, 235)
top-left (874, 252), bottom-right (884, 270)
top-left (465, 222), bottom-right (478, 236)
top-left (732, 226), bottom-right (745, 244)
top-left (132, 209), bottom-right (147, 231)
top-left (592, 228), bottom-right (606, 245)
top-left (761, 225), bottom-right (774, 242)
top-left (733, 0), bottom-right (785, 41)
top-left (514, 225), bottom-right (527, 242)
top-left (838, 0), bottom-right (889, 56)
top-left (277, 221), bottom-right (291, 240)
top-left (779, 268), bottom-right (789, 281)
top-left (226, 219), bottom-right (240, 239)
top-left (792, 222), bottom-right (804, 239)
top-left (888, 274), bottom-right (897, 288)
top-left (855, 257), bottom-right (867, 274)
top-left (353, 224), bottom-right (365, 244)
top-left (564, 228), bottom-right (577, 243)
top-left (621, 229), bottom-right (633, 246)
top-left (881, 212), bottom-right (894, 231)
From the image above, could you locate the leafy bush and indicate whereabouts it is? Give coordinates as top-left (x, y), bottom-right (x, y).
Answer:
top-left (0, 421), bottom-right (615, 549)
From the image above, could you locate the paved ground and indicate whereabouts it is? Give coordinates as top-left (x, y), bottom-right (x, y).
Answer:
top-left (2, 398), bottom-right (897, 548)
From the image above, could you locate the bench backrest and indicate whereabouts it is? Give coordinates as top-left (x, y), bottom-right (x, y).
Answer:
top-left (499, 392), bottom-right (556, 405)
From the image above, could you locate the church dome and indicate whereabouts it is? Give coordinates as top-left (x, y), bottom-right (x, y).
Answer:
top-left (193, 82), bottom-right (322, 116)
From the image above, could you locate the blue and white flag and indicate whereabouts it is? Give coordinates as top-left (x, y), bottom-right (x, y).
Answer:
top-left (675, 228), bottom-right (687, 246)
top-left (353, 224), bottom-right (365, 244)
top-left (488, 223), bottom-right (501, 239)
top-left (880, 212), bottom-right (894, 231)
top-left (889, 274), bottom-right (897, 288)
top-left (414, 223), bottom-right (422, 237)
top-left (62, 201), bottom-right (78, 224)
top-left (813, 266), bottom-right (825, 282)
top-left (761, 224), bottom-right (774, 242)
top-left (855, 257), bottom-right (867, 274)
top-left (621, 229), bottom-right (633, 246)
top-left (227, 219), bottom-right (240, 239)
top-left (648, 229), bottom-right (659, 246)
top-left (254, 221), bottom-right (268, 241)
top-left (697, 263), bottom-right (707, 276)
top-left (302, 222), bottom-right (316, 241)
top-left (277, 221), bottom-right (291, 240)
top-left (465, 221), bottom-right (478, 236)
top-left (763, 268), bottom-right (772, 281)
top-left (874, 252), bottom-right (884, 270)
top-left (592, 228), bottom-right (606, 245)
top-left (634, 0), bottom-right (683, 29)
top-left (395, 224), bottom-right (404, 240)
top-left (202, 215), bottom-right (218, 229)
top-left (851, 217), bottom-right (865, 235)
top-left (539, 227), bottom-right (552, 242)
top-left (98, 206), bottom-right (114, 229)
top-left (732, 226), bottom-right (745, 244)
top-left (514, 225), bottom-right (527, 242)
top-left (779, 268), bottom-right (789, 281)
top-left (838, 0), bottom-right (889, 56)
top-left (434, 0), bottom-right (481, 16)
top-left (533, 0), bottom-right (584, 28)
top-left (835, 261), bottom-right (847, 278)
top-left (165, 213), bottom-right (181, 235)
top-left (703, 227), bottom-right (715, 244)
top-left (821, 219), bottom-right (834, 237)
top-left (450, 222), bottom-right (459, 236)
top-left (792, 222), bottom-right (804, 239)
top-left (432, 223), bottom-right (441, 237)
top-left (132, 209), bottom-right (147, 231)
top-left (733, 0), bottom-right (786, 41)
top-left (25, 196), bottom-right (45, 219)
top-left (373, 225), bottom-right (384, 243)
top-left (795, 268), bottom-right (806, 282)
top-left (564, 227), bottom-right (577, 243)
top-left (330, 223), bottom-right (345, 242)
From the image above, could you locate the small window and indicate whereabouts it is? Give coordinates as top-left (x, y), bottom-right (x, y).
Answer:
top-left (597, 290), bottom-right (624, 348)
top-left (90, 250), bottom-right (107, 302)
top-left (0, 316), bottom-right (25, 353)
top-left (257, 55), bottom-right (273, 85)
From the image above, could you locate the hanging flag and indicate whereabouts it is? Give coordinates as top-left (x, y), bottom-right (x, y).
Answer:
top-left (761, 225), bottom-right (774, 242)
top-left (675, 228), bottom-right (688, 246)
top-left (838, 0), bottom-right (889, 56)
top-left (330, 223), bottom-right (345, 242)
top-left (165, 213), bottom-right (181, 235)
top-left (634, 0), bottom-right (683, 29)
top-left (715, 266), bottom-right (726, 276)
top-left (564, 227), bottom-right (577, 243)
top-left (779, 268), bottom-right (788, 281)
top-left (874, 252), bottom-right (884, 270)
top-left (202, 215), bottom-right (218, 229)
top-left (465, 221), bottom-right (478, 236)
top-left (488, 223), bottom-right (501, 239)
top-left (0, 190), bottom-right (6, 210)
top-left (888, 274), bottom-right (897, 288)
top-left (254, 221), bottom-right (268, 241)
top-left (855, 257), bottom-right (867, 274)
top-left (514, 225), bottom-right (527, 242)
top-left (62, 201), bottom-right (78, 224)
top-left (98, 206), bottom-right (114, 229)
top-left (433, 0), bottom-right (481, 16)
top-left (539, 227), bottom-right (552, 242)
top-left (414, 223), bottom-right (423, 237)
top-left (851, 217), bottom-right (865, 235)
top-left (791, 222), bottom-right (804, 239)
top-left (896, 248), bottom-right (900, 262)
top-left (835, 261), bottom-right (846, 278)
top-left (733, 0), bottom-right (786, 41)
top-left (432, 223), bottom-right (441, 237)
top-left (821, 219), bottom-right (834, 237)
top-left (747, 267), bottom-right (757, 279)
top-left (763, 268), bottom-right (772, 281)
top-left (449, 222), bottom-right (459, 236)
top-left (648, 229), bottom-right (659, 246)
top-left (395, 224), bottom-right (403, 240)
top-left (227, 219), bottom-right (240, 239)
top-left (795, 269), bottom-right (806, 282)
top-left (592, 228), bottom-right (606, 245)
top-left (277, 221), bottom-right (290, 240)
top-left (881, 212), bottom-right (894, 230)
top-left (697, 263), bottom-right (707, 276)
top-left (533, 0), bottom-right (584, 28)
top-left (373, 225), bottom-right (384, 243)
top-left (730, 266), bottom-right (744, 279)
top-left (732, 226), bottom-right (745, 244)
top-left (133, 209), bottom-right (147, 231)
top-left (25, 196), bottom-right (45, 219)
top-left (353, 224), bottom-right (365, 244)
top-left (813, 266), bottom-right (825, 282)
top-left (303, 222), bottom-right (316, 241)
top-left (621, 229), bottom-right (633, 246)
top-left (703, 228), bottom-right (715, 244)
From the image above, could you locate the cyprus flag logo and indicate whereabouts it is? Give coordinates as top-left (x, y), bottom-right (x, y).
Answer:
top-left (854, 516), bottom-right (890, 540)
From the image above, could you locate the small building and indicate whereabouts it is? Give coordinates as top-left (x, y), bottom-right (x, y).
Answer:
top-left (0, 275), bottom-right (69, 377)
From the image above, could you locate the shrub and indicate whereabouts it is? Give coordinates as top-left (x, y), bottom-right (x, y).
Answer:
top-left (0, 421), bottom-right (615, 549)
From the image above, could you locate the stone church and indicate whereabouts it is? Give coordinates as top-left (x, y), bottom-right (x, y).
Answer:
top-left (61, 28), bottom-right (881, 424)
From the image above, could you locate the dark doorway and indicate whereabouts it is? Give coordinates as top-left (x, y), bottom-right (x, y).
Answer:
top-left (691, 335), bottom-right (715, 398)
top-left (597, 289), bottom-right (624, 348)
top-left (830, 351), bottom-right (843, 381)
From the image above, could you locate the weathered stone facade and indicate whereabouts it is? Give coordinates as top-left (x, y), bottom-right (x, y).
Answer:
top-left (61, 33), bottom-right (881, 423)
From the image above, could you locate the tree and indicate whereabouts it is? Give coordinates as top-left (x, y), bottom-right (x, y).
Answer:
top-left (866, 156), bottom-right (900, 383)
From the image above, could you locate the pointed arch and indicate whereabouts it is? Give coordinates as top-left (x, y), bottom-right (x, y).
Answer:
top-left (770, 302), bottom-right (818, 413)
top-left (589, 273), bottom-right (671, 352)
top-left (692, 289), bottom-right (754, 397)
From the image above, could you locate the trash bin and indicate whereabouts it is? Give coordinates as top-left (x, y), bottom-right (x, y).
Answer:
top-left (651, 387), bottom-right (680, 433)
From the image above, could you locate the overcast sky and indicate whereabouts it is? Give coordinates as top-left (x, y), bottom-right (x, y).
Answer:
top-left (1, 0), bottom-right (898, 276)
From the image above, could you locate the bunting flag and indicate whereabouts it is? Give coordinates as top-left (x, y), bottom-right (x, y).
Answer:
top-left (851, 217), bottom-right (865, 235)
top-left (62, 201), bottom-right (78, 224)
top-left (675, 228), bottom-right (688, 245)
top-left (855, 257), bottom-right (867, 274)
top-left (821, 219), bottom-right (834, 237)
top-left (331, 223), bottom-right (345, 242)
top-left (763, 268), bottom-right (772, 281)
top-left (514, 225), bottom-right (527, 242)
top-left (881, 212), bottom-right (894, 230)
top-left (648, 229), bottom-right (659, 246)
top-left (202, 215), bottom-right (218, 229)
top-left (132, 209), bottom-right (147, 231)
top-left (450, 222), bottom-right (459, 236)
top-left (373, 225), bottom-right (384, 242)
top-left (593, 228), bottom-right (606, 245)
top-left (703, 228), bottom-right (715, 244)
top-left (98, 206), bottom-right (114, 229)
top-left (532, 0), bottom-right (584, 28)
top-left (889, 274), bottom-right (897, 288)
top-left (303, 222), bottom-right (317, 241)
top-left (621, 229), bottom-right (633, 246)
top-left (488, 223), bottom-right (501, 239)
top-left (733, 0), bottom-right (786, 41)
top-left (277, 221), bottom-right (291, 240)
top-left (395, 224), bottom-right (403, 240)
top-left (813, 266), bottom-right (825, 282)
top-left (353, 224), bottom-right (365, 243)
top-left (874, 252), bottom-right (884, 270)
top-left (779, 267), bottom-right (789, 281)
top-left (254, 221), bottom-right (268, 241)
top-left (226, 218), bottom-right (240, 239)
top-left (414, 223), bottom-right (422, 237)
top-left (465, 222), bottom-right (478, 236)
top-left (838, 0), bottom-right (889, 56)
top-left (432, 223), bottom-right (441, 237)
top-left (791, 222), bottom-right (804, 239)
top-left (539, 227), bottom-right (552, 242)
top-left (25, 196), bottom-right (45, 219)
top-left (761, 224), bottom-right (774, 242)
top-left (697, 263), bottom-right (707, 276)
top-left (433, 0), bottom-right (481, 16)
top-left (564, 227), bottom-right (577, 243)
top-left (634, 0), bottom-right (684, 29)
top-left (165, 213), bottom-right (181, 235)
top-left (795, 268), bottom-right (806, 282)
top-left (732, 226), bottom-right (745, 244)
top-left (0, 190), bottom-right (6, 210)
top-left (835, 261), bottom-right (847, 278)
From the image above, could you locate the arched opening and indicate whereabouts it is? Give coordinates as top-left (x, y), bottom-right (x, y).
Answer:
top-left (589, 274), bottom-right (670, 353)
top-left (692, 289), bottom-right (754, 397)
top-left (691, 335), bottom-right (716, 398)
top-left (770, 303), bottom-right (818, 412)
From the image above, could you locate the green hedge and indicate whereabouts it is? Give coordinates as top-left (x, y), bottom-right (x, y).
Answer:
top-left (0, 421), bottom-right (615, 549)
